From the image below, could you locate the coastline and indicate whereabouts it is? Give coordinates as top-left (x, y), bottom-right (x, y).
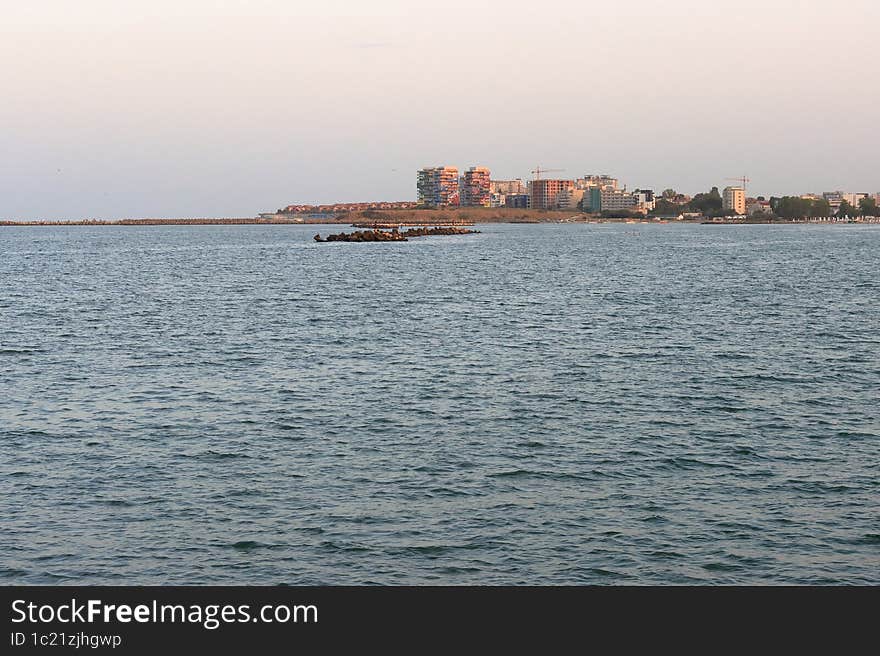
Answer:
top-left (2, 208), bottom-right (877, 227)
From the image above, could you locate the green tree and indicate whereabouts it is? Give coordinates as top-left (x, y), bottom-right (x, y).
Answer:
top-left (810, 199), bottom-right (831, 217)
top-left (650, 199), bottom-right (683, 215)
top-left (858, 196), bottom-right (878, 217)
top-left (837, 200), bottom-right (856, 217)
top-left (689, 187), bottom-right (723, 214)
top-left (662, 188), bottom-right (677, 200)
top-left (774, 196), bottom-right (816, 219)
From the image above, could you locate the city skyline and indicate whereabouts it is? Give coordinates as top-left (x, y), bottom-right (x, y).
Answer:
top-left (2, 0), bottom-right (878, 220)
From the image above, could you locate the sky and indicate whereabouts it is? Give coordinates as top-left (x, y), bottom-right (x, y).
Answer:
top-left (1, 0), bottom-right (878, 219)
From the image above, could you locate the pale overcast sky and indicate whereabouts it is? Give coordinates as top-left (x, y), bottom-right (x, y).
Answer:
top-left (2, 0), bottom-right (878, 219)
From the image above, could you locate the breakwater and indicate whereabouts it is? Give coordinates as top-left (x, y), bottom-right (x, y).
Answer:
top-left (314, 226), bottom-right (480, 242)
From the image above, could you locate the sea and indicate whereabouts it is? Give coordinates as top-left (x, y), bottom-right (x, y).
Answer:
top-left (1, 222), bottom-right (878, 584)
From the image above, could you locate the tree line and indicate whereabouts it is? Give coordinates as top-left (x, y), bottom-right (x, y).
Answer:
top-left (649, 187), bottom-right (878, 218)
top-left (651, 187), bottom-right (726, 217)
top-left (770, 196), bottom-right (878, 219)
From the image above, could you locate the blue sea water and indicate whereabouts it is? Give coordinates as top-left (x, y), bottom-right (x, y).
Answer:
top-left (1, 222), bottom-right (878, 584)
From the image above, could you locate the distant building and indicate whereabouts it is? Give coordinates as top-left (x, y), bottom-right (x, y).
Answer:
top-left (281, 201), bottom-right (417, 214)
top-left (529, 179), bottom-right (574, 210)
top-left (490, 179), bottom-right (525, 195)
top-left (584, 187), bottom-right (602, 212)
top-left (723, 186), bottom-right (746, 214)
top-left (747, 199), bottom-right (772, 215)
top-left (489, 193), bottom-right (506, 208)
top-left (460, 167), bottom-right (491, 207)
top-left (575, 175), bottom-right (618, 191)
top-left (846, 192), bottom-right (869, 206)
top-left (821, 191), bottom-right (867, 214)
top-left (599, 188), bottom-right (640, 212)
top-left (505, 193), bottom-right (530, 209)
top-left (556, 188), bottom-right (584, 210)
top-left (823, 191), bottom-right (843, 214)
top-left (632, 189), bottom-right (655, 212)
top-left (417, 167), bottom-right (459, 207)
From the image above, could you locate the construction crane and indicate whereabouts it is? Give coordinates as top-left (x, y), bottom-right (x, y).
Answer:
top-left (725, 176), bottom-right (751, 195)
top-left (531, 167), bottom-right (565, 181)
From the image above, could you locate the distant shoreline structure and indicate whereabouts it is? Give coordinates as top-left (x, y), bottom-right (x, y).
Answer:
top-left (0, 217), bottom-right (312, 227)
top-left (2, 207), bottom-right (878, 227)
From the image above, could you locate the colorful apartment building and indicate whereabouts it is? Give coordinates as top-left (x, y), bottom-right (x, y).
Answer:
top-left (417, 167), bottom-right (460, 207)
top-left (460, 167), bottom-right (492, 207)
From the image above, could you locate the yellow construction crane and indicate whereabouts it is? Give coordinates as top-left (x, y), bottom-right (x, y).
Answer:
top-left (725, 176), bottom-right (751, 195)
top-left (531, 167), bottom-right (566, 180)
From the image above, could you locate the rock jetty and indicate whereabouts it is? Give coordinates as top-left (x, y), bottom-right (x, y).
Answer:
top-left (314, 226), bottom-right (479, 242)
top-left (402, 226), bottom-right (479, 237)
top-left (314, 229), bottom-right (407, 242)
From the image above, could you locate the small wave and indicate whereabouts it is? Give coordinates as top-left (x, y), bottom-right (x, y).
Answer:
top-left (715, 521), bottom-right (761, 532)
top-left (99, 499), bottom-right (134, 507)
top-left (274, 423), bottom-right (302, 431)
top-left (429, 566), bottom-right (483, 574)
top-left (35, 553), bottom-right (77, 562)
top-left (730, 373), bottom-right (813, 384)
top-left (428, 486), bottom-right (470, 497)
top-left (5, 429), bottom-right (56, 441)
top-left (221, 489), bottom-right (261, 498)
top-left (702, 562), bottom-right (743, 572)
top-left (586, 568), bottom-right (630, 579)
top-left (649, 551), bottom-right (685, 559)
top-left (189, 450), bottom-right (253, 460)
top-left (392, 542), bottom-right (489, 556)
top-left (296, 527), bottom-right (325, 535)
top-left (777, 480), bottom-right (856, 494)
top-left (835, 430), bottom-right (877, 439)
top-left (227, 540), bottom-right (271, 552)
top-left (320, 541), bottom-right (371, 553)
top-left (713, 352), bottom-right (753, 360)
top-left (489, 469), bottom-right (531, 479)
top-left (488, 469), bottom-right (592, 481)
top-left (851, 533), bottom-right (880, 545)
top-left (713, 405), bottom-right (749, 414)
top-left (661, 457), bottom-right (736, 470)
